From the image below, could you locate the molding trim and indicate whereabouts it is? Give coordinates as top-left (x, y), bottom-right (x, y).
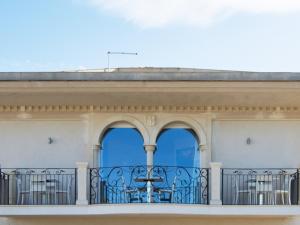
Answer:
top-left (0, 105), bottom-right (299, 113)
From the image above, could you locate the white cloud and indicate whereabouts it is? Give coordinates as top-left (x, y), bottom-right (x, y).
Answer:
top-left (87, 0), bottom-right (300, 27)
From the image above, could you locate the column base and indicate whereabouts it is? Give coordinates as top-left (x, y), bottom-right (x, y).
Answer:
top-left (210, 200), bottom-right (222, 205)
top-left (76, 200), bottom-right (89, 205)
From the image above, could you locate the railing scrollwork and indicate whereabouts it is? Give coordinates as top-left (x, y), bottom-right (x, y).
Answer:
top-left (90, 166), bottom-right (209, 204)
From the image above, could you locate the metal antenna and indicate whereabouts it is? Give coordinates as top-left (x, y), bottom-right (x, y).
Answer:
top-left (107, 51), bottom-right (138, 71)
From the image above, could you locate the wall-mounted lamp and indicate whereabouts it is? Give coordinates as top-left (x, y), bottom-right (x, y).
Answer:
top-left (48, 137), bottom-right (54, 144)
top-left (246, 137), bottom-right (252, 145)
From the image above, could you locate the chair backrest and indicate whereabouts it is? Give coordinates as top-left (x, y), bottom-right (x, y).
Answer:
top-left (120, 176), bottom-right (127, 190)
top-left (234, 176), bottom-right (240, 192)
top-left (273, 173), bottom-right (293, 191)
top-left (57, 174), bottom-right (74, 192)
top-left (233, 175), bottom-right (256, 193)
top-left (169, 176), bottom-right (177, 202)
top-left (234, 175), bottom-right (250, 192)
top-left (120, 175), bottom-right (131, 203)
top-left (171, 176), bottom-right (177, 190)
top-left (30, 174), bottom-right (47, 192)
top-left (16, 177), bottom-right (22, 192)
top-left (66, 175), bottom-right (74, 192)
top-left (16, 176), bottom-right (30, 192)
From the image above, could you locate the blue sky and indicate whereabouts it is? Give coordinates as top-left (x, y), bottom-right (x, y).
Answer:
top-left (1, 0), bottom-right (300, 72)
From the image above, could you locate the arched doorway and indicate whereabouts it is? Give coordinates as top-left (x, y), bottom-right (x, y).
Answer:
top-left (100, 127), bottom-right (145, 167)
top-left (155, 128), bottom-right (200, 168)
top-left (151, 127), bottom-right (203, 204)
top-left (91, 122), bottom-right (207, 204)
top-left (93, 127), bottom-right (146, 204)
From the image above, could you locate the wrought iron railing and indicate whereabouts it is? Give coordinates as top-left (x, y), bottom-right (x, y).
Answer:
top-left (0, 171), bottom-right (9, 205)
top-left (90, 166), bottom-right (209, 204)
top-left (222, 168), bottom-right (299, 205)
top-left (0, 168), bottom-right (77, 205)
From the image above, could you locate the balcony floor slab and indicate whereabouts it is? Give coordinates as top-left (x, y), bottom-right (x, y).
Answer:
top-left (1, 204), bottom-right (300, 217)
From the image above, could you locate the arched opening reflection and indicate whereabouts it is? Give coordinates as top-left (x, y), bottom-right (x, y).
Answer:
top-left (100, 128), bottom-right (145, 167)
top-left (155, 128), bottom-right (200, 167)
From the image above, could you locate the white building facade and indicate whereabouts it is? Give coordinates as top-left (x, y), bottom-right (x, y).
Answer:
top-left (1, 68), bottom-right (300, 225)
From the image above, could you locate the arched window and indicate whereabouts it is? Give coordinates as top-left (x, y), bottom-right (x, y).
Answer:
top-left (155, 128), bottom-right (200, 167)
top-left (100, 128), bottom-right (145, 167)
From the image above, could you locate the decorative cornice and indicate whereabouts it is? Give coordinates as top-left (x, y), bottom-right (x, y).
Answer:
top-left (0, 105), bottom-right (299, 113)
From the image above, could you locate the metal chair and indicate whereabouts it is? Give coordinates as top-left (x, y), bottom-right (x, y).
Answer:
top-left (273, 174), bottom-right (294, 205)
top-left (121, 176), bottom-right (142, 203)
top-left (29, 174), bottom-right (48, 204)
top-left (16, 177), bottom-right (30, 205)
top-left (234, 177), bottom-right (255, 204)
top-left (158, 176), bottom-right (176, 203)
top-left (55, 175), bottom-right (73, 204)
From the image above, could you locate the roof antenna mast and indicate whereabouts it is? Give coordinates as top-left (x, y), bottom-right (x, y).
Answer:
top-left (107, 51), bottom-right (138, 71)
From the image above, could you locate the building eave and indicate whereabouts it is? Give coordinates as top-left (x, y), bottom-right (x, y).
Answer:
top-left (1, 70), bottom-right (300, 81)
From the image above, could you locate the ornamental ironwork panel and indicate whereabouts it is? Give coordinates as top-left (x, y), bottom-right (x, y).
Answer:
top-left (0, 171), bottom-right (9, 205)
top-left (0, 168), bottom-right (77, 205)
top-left (90, 166), bottom-right (209, 204)
top-left (222, 168), bottom-right (299, 205)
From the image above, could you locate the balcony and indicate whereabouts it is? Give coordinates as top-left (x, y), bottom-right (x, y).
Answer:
top-left (1, 166), bottom-right (299, 206)
top-left (89, 166), bottom-right (209, 204)
top-left (221, 168), bottom-right (299, 206)
top-left (0, 168), bottom-right (77, 205)
top-left (1, 164), bottom-right (300, 217)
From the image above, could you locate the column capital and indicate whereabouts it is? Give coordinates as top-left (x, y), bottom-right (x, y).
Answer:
top-left (144, 144), bottom-right (156, 152)
top-left (210, 162), bottom-right (222, 168)
top-left (76, 162), bottom-right (89, 169)
top-left (144, 145), bottom-right (156, 167)
top-left (199, 144), bottom-right (208, 152)
top-left (88, 144), bottom-right (100, 151)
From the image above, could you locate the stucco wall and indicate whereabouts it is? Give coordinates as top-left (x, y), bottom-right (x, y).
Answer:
top-left (0, 120), bottom-right (88, 168)
top-left (212, 120), bottom-right (300, 168)
top-left (2, 116), bottom-right (300, 169)
top-left (0, 113), bottom-right (212, 168)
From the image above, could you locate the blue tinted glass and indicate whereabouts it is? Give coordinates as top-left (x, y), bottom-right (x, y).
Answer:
top-left (155, 128), bottom-right (199, 167)
top-left (100, 128), bottom-right (145, 167)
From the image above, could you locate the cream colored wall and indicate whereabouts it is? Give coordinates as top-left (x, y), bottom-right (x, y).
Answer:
top-left (2, 112), bottom-right (300, 169)
top-left (0, 119), bottom-right (88, 168)
top-left (0, 113), bottom-right (211, 168)
top-left (1, 216), bottom-right (300, 225)
top-left (212, 120), bottom-right (300, 168)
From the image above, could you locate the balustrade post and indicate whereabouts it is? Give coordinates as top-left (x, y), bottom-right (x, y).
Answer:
top-left (210, 162), bottom-right (222, 205)
top-left (76, 162), bottom-right (89, 205)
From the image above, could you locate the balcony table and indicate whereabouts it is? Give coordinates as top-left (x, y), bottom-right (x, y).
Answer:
top-left (247, 177), bottom-right (273, 205)
top-left (134, 177), bottom-right (163, 203)
top-left (29, 177), bottom-right (59, 204)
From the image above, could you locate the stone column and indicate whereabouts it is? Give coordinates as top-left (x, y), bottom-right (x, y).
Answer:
top-left (76, 162), bottom-right (89, 205)
top-left (144, 145), bottom-right (156, 203)
top-left (210, 162), bottom-right (222, 205)
top-left (87, 143), bottom-right (100, 168)
top-left (199, 144), bottom-right (209, 168)
top-left (93, 144), bottom-right (100, 168)
top-left (144, 145), bottom-right (156, 167)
